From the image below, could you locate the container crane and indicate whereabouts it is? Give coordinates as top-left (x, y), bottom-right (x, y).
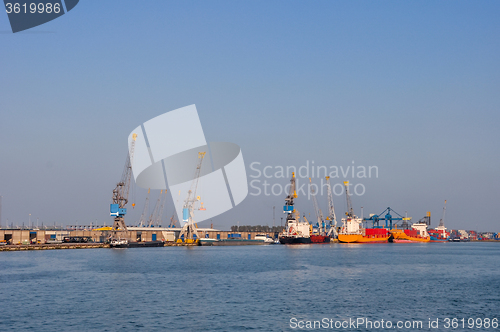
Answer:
top-left (110, 133), bottom-right (137, 238)
top-left (309, 178), bottom-right (325, 233)
top-left (178, 152), bottom-right (206, 243)
top-left (326, 176), bottom-right (338, 237)
top-left (363, 207), bottom-right (408, 229)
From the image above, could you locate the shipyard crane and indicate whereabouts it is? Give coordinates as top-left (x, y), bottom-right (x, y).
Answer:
top-left (439, 200), bottom-right (447, 228)
top-left (110, 133), bottom-right (137, 238)
top-left (148, 190), bottom-right (164, 227)
top-left (309, 178), bottom-right (326, 233)
top-left (155, 190), bottom-right (168, 227)
top-left (325, 176), bottom-right (338, 237)
top-left (138, 189), bottom-right (151, 227)
top-left (283, 172), bottom-right (298, 222)
top-left (363, 207), bottom-right (408, 230)
top-left (343, 181), bottom-right (354, 218)
top-left (178, 152), bottom-right (206, 243)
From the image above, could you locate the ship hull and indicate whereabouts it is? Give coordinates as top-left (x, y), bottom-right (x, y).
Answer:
top-left (429, 235), bottom-right (449, 242)
top-left (110, 241), bottom-right (165, 248)
top-left (279, 236), bottom-right (312, 244)
top-left (310, 235), bottom-right (331, 243)
top-left (338, 234), bottom-right (389, 243)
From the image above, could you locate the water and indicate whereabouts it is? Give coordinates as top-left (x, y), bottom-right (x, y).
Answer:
top-left (0, 243), bottom-right (499, 331)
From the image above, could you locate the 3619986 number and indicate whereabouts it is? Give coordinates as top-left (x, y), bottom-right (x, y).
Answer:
top-left (443, 318), bottom-right (498, 329)
top-left (5, 2), bottom-right (61, 14)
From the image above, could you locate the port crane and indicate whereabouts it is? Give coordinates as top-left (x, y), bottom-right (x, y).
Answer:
top-left (148, 190), bottom-right (166, 227)
top-left (110, 133), bottom-right (137, 238)
top-left (138, 189), bottom-right (150, 227)
top-left (178, 152), bottom-right (206, 243)
top-left (439, 200), bottom-right (447, 228)
top-left (283, 172), bottom-right (298, 222)
top-left (343, 181), bottom-right (355, 218)
top-left (325, 176), bottom-right (338, 237)
top-left (309, 178), bottom-right (326, 233)
top-left (363, 207), bottom-right (409, 230)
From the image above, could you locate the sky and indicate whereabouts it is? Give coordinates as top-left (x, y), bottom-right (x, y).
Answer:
top-left (1, 0), bottom-right (499, 231)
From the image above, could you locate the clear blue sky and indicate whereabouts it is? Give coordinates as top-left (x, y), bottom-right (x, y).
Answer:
top-left (1, 1), bottom-right (499, 231)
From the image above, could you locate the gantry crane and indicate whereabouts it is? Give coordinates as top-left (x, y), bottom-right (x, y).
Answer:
top-left (178, 152), bottom-right (206, 243)
top-left (326, 176), bottom-right (338, 237)
top-left (110, 133), bottom-right (137, 238)
top-left (363, 207), bottom-right (407, 229)
top-left (309, 178), bottom-right (325, 233)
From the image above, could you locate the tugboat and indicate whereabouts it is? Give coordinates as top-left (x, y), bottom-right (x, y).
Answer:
top-left (279, 173), bottom-right (312, 244)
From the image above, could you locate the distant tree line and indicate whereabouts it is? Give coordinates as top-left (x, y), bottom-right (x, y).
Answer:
top-left (230, 225), bottom-right (284, 232)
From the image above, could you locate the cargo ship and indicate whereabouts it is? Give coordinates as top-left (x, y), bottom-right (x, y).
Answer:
top-left (198, 234), bottom-right (274, 246)
top-left (388, 223), bottom-right (430, 243)
top-left (337, 182), bottom-right (430, 243)
top-left (337, 182), bottom-right (391, 243)
top-left (279, 173), bottom-right (316, 244)
top-left (110, 238), bottom-right (165, 248)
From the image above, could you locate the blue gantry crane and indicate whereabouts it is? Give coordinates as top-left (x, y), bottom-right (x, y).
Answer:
top-left (363, 207), bottom-right (410, 230)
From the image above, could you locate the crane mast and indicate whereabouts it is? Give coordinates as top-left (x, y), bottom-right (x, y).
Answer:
top-left (138, 189), bottom-right (151, 227)
top-left (343, 181), bottom-right (354, 218)
top-left (439, 200), bottom-right (447, 227)
top-left (326, 176), bottom-right (338, 237)
top-left (309, 178), bottom-right (325, 233)
top-left (148, 190), bottom-right (163, 227)
top-left (178, 152), bottom-right (206, 242)
top-left (110, 134), bottom-right (137, 237)
top-left (283, 172), bottom-right (298, 222)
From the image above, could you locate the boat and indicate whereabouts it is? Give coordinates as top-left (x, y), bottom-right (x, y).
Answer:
top-left (255, 234), bottom-right (275, 244)
top-left (337, 182), bottom-right (390, 243)
top-left (279, 173), bottom-right (313, 244)
top-left (310, 234), bottom-right (331, 243)
top-left (110, 239), bottom-right (165, 248)
top-left (338, 218), bottom-right (390, 243)
top-left (198, 235), bottom-right (274, 246)
top-left (110, 238), bottom-right (128, 248)
top-left (388, 224), bottom-right (430, 243)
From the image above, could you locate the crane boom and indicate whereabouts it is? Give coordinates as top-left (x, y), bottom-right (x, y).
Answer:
top-left (309, 178), bottom-right (325, 233)
top-left (343, 181), bottom-right (354, 218)
top-left (148, 190), bottom-right (163, 227)
top-left (439, 200), bottom-right (447, 227)
top-left (138, 188), bottom-right (150, 227)
top-left (326, 176), bottom-right (338, 237)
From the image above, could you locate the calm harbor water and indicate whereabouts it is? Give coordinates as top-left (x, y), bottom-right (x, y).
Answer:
top-left (0, 242), bottom-right (499, 331)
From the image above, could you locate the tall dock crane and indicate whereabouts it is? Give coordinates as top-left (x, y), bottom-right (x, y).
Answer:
top-left (283, 172), bottom-right (298, 223)
top-left (309, 178), bottom-right (325, 233)
top-left (110, 133), bottom-right (137, 238)
top-left (138, 189), bottom-right (150, 227)
top-left (439, 200), bottom-right (447, 228)
top-left (343, 181), bottom-right (354, 218)
top-left (326, 176), bottom-right (338, 237)
top-left (178, 152), bottom-right (206, 243)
